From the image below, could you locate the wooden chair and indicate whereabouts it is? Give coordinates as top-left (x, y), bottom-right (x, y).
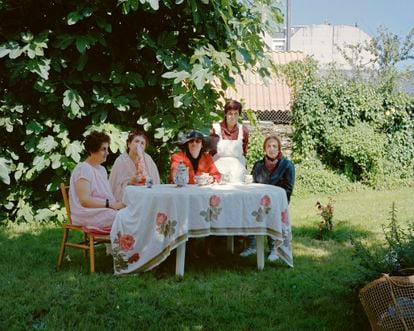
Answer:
top-left (56, 183), bottom-right (111, 273)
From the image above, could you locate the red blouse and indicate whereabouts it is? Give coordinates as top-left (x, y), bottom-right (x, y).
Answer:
top-left (170, 151), bottom-right (221, 184)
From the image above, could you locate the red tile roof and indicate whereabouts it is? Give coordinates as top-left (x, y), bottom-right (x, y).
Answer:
top-left (225, 51), bottom-right (305, 112)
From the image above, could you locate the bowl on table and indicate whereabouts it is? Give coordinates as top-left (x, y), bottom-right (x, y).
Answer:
top-left (194, 175), bottom-right (212, 186)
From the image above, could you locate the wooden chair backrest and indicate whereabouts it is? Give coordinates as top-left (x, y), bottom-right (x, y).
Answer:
top-left (60, 183), bottom-right (73, 225)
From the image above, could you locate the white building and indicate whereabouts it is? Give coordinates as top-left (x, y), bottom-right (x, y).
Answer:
top-left (273, 24), bottom-right (374, 70)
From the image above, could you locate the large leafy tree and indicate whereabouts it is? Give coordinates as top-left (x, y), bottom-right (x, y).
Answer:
top-left (0, 0), bottom-right (283, 223)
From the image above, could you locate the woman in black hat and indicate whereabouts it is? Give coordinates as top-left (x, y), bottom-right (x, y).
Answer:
top-left (170, 130), bottom-right (221, 184)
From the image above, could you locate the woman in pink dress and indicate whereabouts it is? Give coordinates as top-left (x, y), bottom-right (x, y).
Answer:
top-left (109, 130), bottom-right (160, 201)
top-left (69, 131), bottom-right (125, 228)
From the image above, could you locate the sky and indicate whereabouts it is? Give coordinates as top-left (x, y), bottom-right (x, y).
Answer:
top-left (287, 0), bottom-right (414, 39)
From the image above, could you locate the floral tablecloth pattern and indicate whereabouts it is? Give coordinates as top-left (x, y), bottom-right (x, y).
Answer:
top-left (110, 184), bottom-right (293, 274)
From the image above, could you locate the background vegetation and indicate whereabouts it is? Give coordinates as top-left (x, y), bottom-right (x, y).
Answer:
top-left (0, 0), bottom-right (282, 224)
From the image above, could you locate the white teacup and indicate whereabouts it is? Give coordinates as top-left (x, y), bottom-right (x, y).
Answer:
top-left (194, 175), bottom-right (211, 186)
top-left (244, 174), bottom-right (253, 184)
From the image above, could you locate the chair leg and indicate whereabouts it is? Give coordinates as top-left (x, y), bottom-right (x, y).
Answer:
top-left (57, 228), bottom-right (69, 271)
top-left (83, 233), bottom-right (88, 258)
top-left (89, 235), bottom-right (95, 273)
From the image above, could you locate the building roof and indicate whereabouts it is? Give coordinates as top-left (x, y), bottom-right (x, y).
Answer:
top-left (225, 51), bottom-right (305, 113)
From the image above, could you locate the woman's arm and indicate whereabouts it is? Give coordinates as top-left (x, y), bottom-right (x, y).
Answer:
top-left (75, 178), bottom-right (124, 210)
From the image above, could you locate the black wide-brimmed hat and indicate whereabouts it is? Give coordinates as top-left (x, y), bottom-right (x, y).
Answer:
top-left (178, 130), bottom-right (208, 148)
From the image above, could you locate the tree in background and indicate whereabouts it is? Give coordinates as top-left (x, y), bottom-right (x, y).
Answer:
top-left (0, 0), bottom-right (283, 223)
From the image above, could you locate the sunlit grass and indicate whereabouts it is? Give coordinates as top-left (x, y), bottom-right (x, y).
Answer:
top-left (1, 187), bottom-right (413, 330)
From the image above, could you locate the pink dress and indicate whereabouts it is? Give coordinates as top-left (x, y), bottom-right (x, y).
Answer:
top-left (69, 162), bottom-right (117, 228)
top-left (109, 152), bottom-right (160, 202)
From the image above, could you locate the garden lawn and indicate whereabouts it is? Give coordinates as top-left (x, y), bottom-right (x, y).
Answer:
top-left (1, 187), bottom-right (413, 330)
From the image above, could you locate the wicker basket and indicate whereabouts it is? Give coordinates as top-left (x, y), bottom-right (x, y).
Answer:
top-left (359, 269), bottom-right (414, 331)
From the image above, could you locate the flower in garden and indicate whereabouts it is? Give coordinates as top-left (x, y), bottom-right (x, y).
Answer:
top-left (281, 209), bottom-right (289, 225)
top-left (209, 195), bottom-right (221, 208)
top-left (118, 233), bottom-right (135, 252)
top-left (260, 195), bottom-right (271, 207)
top-left (156, 212), bottom-right (168, 226)
top-left (128, 253), bottom-right (140, 264)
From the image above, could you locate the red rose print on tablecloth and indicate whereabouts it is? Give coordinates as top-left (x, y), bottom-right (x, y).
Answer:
top-left (155, 212), bottom-right (177, 237)
top-left (200, 195), bottom-right (222, 222)
top-left (128, 253), bottom-right (140, 264)
top-left (281, 209), bottom-right (289, 225)
top-left (118, 233), bottom-right (135, 252)
top-left (156, 212), bottom-right (168, 226)
top-left (261, 195), bottom-right (271, 207)
top-left (252, 195), bottom-right (272, 222)
top-left (112, 231), bottom-right (139, 272)
top-left (209, 195), bottom-right (220, 208)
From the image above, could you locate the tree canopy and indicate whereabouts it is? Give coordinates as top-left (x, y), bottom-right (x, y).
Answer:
top-left (0, 0), bottom-right (283, 223)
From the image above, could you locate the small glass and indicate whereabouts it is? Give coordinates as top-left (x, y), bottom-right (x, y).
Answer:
top-left (145, 176), bottom-right (153, 188)
top-left (244, 174), bottom-right (253, 184)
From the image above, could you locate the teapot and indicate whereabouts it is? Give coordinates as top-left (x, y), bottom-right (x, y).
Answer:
top-left (174, 160), bottom-right (189, 187)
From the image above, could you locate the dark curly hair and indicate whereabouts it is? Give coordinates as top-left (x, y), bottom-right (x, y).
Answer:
top-left (84, 131), bottom-right (110, 155)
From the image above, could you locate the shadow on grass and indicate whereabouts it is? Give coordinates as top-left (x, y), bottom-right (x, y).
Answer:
top-left (292, 219), bottom-right (372, 243)
top-left (0, 224), bottom-right (371, 330)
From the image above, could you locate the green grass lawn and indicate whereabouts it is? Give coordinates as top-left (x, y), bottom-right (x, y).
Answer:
top-left (1, 187), bottom-right (413, 330)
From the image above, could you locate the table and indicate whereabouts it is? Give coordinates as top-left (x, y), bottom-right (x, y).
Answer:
top-left (110, 184), bottom-right (293, 275)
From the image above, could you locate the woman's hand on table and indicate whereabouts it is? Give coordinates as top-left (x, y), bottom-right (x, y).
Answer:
top-left (129, 173), bottom-right (146, 185)
top-left (109, 201), bottom-right (125, 210)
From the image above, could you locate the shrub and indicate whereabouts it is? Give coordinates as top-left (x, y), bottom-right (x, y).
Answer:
top-left (293, 156), bottom-right (366, 196)
top-left (316, 197), bottom-right (335, 240)
top-left (324, 122), bottom-right (385, 187)
top-left (352, 202), bottom-right (414, 279)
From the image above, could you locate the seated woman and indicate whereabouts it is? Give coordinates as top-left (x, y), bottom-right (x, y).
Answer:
top-left (170, 130), bottom-right (221, 184)
top-left (69, 131), bottom-right (125, 228)
top-left (109, 130), bottom-right (160, 201)
top-left (239, 134), bottom-right (295, 261)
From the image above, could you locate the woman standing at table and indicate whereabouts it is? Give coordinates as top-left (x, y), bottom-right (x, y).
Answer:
top-left (239, 134), bottom-right (295, 261)
top-left (170, 130), bottom-right (221, 184)
top-left (69, 131), bottom-right (125, 228)
top-left (110, 130), bottom-right (160, 201)
top-left (210, 100), bottom-right (249, 183)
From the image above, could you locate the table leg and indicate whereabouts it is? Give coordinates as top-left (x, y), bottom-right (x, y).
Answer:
top-left (227, 236), bottom-right (234, 254)
top-left (256, 235), bottom-right (264, 270)
top-left (176, 241), bottom-right (186, 276)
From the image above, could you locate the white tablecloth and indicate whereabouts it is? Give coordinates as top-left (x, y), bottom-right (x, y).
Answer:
top-left (110, 184), bottom-right (293, 274)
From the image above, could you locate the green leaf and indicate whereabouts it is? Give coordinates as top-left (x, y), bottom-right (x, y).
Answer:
top-left (65, 141), bottom-right (83, 162)
top-left (0, 158), bottom-right (11, 185)
top-left (96, 16), bottom-right (112, 33)
top-left (75, 37), bottom-right (89, 53)
top-left (34, 208), bottom-right (55, 221)
top-left (146, 0), bottom-right (159, 10)
top-left (21, 32), bottom-right (34, 43)
top-left (33, 155), bottom-right (50, 172)
top-left (67, 11), bottom-right (83, 25)
top-left (191, 64), bottom-right (208, 90)
top-left (154, 127), bottom-right (165, 139)
top-left (26, 120), bottom-right (44, 134)
top-left (63, 89), bottom-right (84, 116)
top-left (26, 58), bottom-right (51, 80)
top-left (55, 35), bottom-right (73, 50)
top-left (38, 135), bottom-right (58, 153)
top-left (162, 70), bottom-right (190, 84)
